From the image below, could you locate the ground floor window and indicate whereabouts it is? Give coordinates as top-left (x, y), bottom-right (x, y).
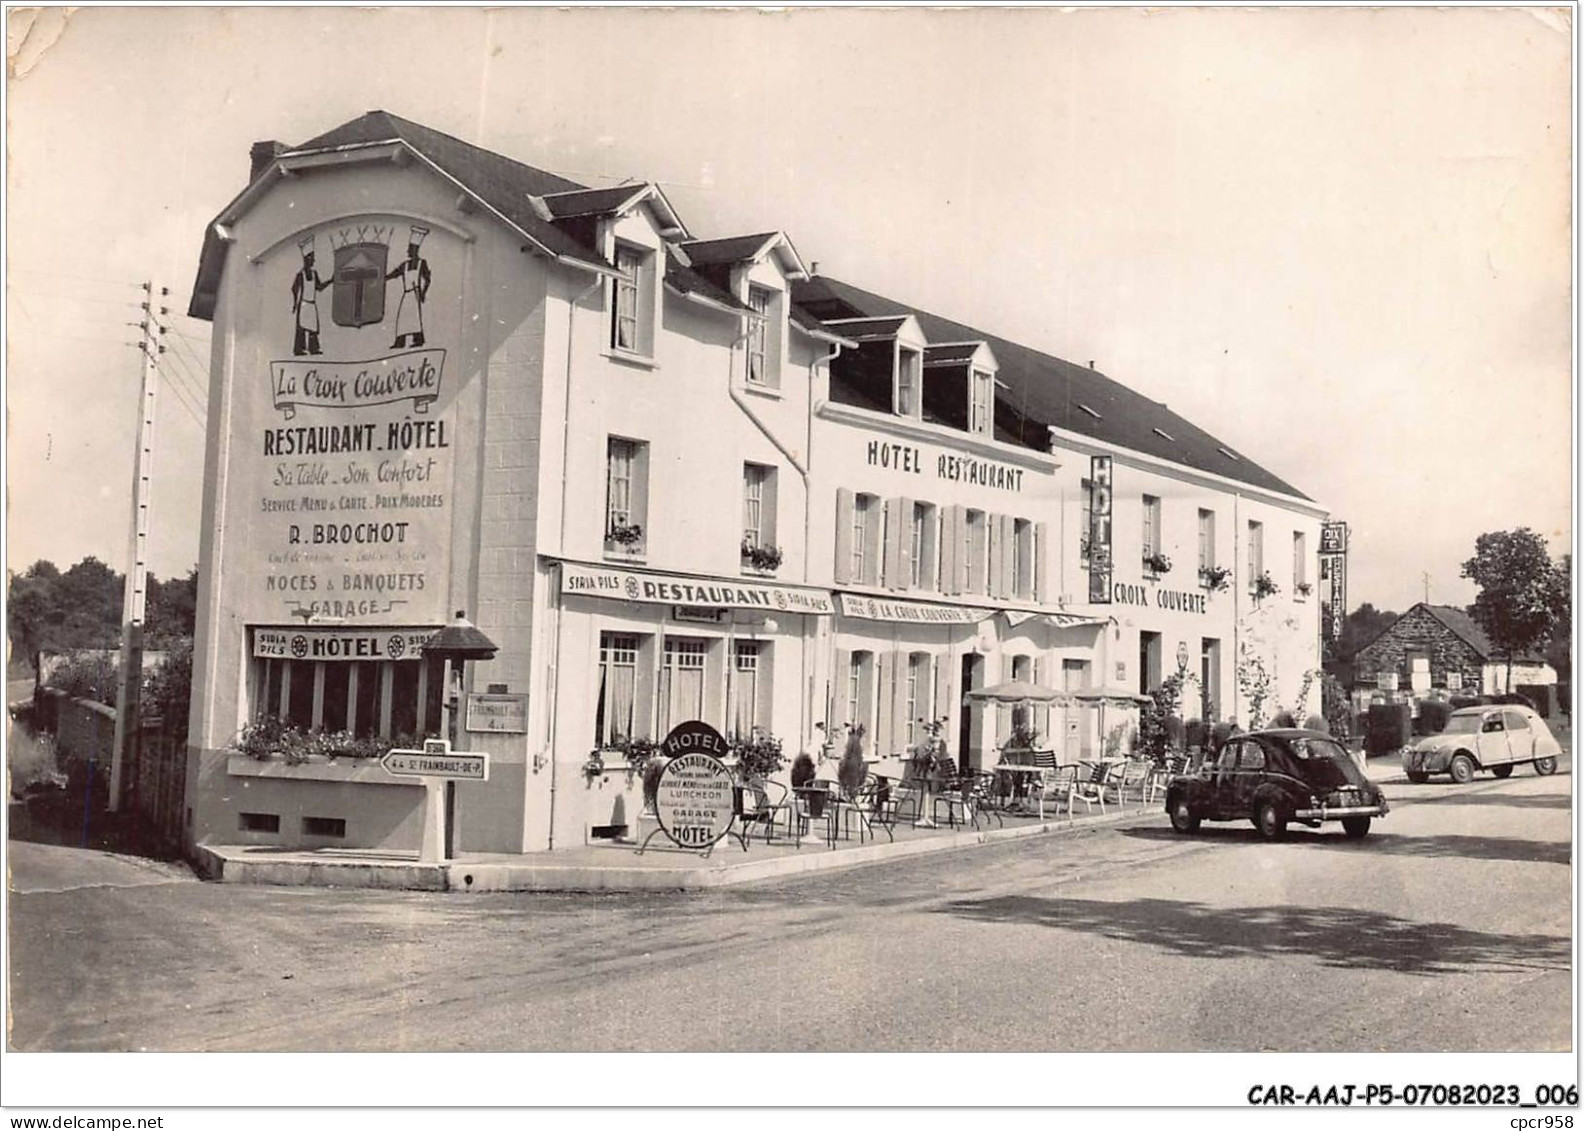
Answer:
top-left (595, 632), bottom-right (640, 746)
top-left (658, 637), bottom-right (709, 736)
top-left (1201, 638), bottom-right (1221, 721)
top-left (729, 640), bottom-right (767, 740)
top-left (251, 654), bottom-right (441, 741)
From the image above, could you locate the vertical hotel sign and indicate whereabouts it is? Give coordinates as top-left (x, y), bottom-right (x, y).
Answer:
top-left (1088, 455), bottom-right (1114, 604)
top-left (1320, 521), bottom-right (1349, 641)
top-left (244, 219), bottom-right (456, 625)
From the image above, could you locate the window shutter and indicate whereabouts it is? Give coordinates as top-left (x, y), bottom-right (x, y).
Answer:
top-left (941, 505), bottom-right (963, 595)
top-left (987, 514), bottom-right (1005, 600)
top-left (862, 502), bottom-right (883, 588)
top-left (763, 467), bottom-right (779, 550)
top-left (933, 652), bottom-right (954, 743)
top-left (834, 489), bottom-right (855, 585)
top-left (633, 443), bottom-right (651, 538)
top-left (1034, 521), bottom-right (1049, 603)
top-left (831, 648), bottom-right (851, 728)
top-left (882, 498), bottom-right (904, 590)
top-left (875, 651), bottom-right (896, 758)
top-left (897, 497), bottom-right (914, 590)
top-left (921, 507), bottom-right (940, 591)
top-left (889, 652), bottom-right (911, 758)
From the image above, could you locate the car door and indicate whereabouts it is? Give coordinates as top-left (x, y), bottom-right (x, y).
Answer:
top-left (1234, 740), bottom-right (1269, 818)
top-left (1503, 709), bottom-right (1535, 761)
top-left (1209, 743), bottom-right (1243, 819)
top-left (1475, 711), bottom-right (1512, 767)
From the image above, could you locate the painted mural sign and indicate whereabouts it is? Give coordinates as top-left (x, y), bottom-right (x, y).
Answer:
top-left (863, 439), bottom-right (1028, 492)
top-left (560, 561), bottom-right (835, 615)
top-left (1109, 582), bottom-right (1208, 614)
top-left (654, 722), bottom-right (736, 850)
top-left (247, 218), bottom-right (457, 625)
top-left (1087, 455), bottom-right (1114, 604)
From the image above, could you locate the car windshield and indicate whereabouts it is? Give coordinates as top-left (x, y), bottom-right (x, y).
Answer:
top-left (1279, 736), bottom-right (1368, 788)
top-left (1443, 714), bottom-right (1481, 734)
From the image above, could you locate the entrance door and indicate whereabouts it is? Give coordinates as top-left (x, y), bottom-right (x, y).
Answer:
top-left (959, 653), bottom-right (982, 773)
top-left (1139, 632), bottom-right (1162, 695)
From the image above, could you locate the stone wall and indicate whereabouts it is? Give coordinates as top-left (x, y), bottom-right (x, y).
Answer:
top-left (1354, 605), bottom-right (1484, 690)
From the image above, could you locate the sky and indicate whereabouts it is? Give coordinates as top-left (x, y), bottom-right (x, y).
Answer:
top-left (4, 4), bottom-right (1574, 614)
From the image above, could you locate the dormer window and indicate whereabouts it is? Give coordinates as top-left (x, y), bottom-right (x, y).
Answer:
top-left (610, 241), bottom-right (656, 357)
top-left (746, 286), bottom-right (771, 384)
top-left (970, 369), bottom-right (994, 436)
top-left (895, 346), bottom-right (921, 418)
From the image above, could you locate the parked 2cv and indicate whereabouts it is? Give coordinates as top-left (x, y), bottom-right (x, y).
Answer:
top-left (1402, 705), bottom-right (1561, 784)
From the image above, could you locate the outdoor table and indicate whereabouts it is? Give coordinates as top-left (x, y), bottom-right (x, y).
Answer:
top-left (990, 761), bottom-right (1046, 814)
top-left (792, 785), bottom-right (838, 847)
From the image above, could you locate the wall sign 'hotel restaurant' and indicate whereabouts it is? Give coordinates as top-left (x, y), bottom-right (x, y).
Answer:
top-left (864, 440), bottom-right (1026, 492)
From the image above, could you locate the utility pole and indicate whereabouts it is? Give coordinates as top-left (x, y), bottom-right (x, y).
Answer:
top-left (109, 283), bottom-right (165, 812)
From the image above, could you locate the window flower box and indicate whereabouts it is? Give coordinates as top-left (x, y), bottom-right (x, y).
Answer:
top-left (1143, 551), bottom-right (1172, 577)
top-left (605, 522), bottom-right (645, 556)
top-left (740, 541), bottom-right (783, 574)
top-left (231, 717), bottom-right (422, 765)
top-left (1199, 564), bottom-right (1232, 592)
top-left (1251, 572), bottom-right (1280, 600)
top-left (1295, 581), bottom-right (1313, 599)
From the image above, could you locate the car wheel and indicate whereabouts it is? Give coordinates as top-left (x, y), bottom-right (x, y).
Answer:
top-left (1406, 771), bottom-right (1429, 784)
top-left (1341, 816), bottom-right (1371, 839)
top-left (1169, 796), bottom-right (1200, 833)
top-left (1534, 756), bottom-right (1558, 776)
top-left (1449, 754), bottom-right (1476, 784)
top-left (1491, 764), bottom-right (1514, 779)
top-left (1254, 798), bottom-right (1287, 841)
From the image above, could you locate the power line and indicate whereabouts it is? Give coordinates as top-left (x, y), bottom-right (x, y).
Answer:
top-left (9, 267), bottom-right (144, 287)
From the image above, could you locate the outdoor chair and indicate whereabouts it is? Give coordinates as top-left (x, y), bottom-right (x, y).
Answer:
top-left (1148, 753), bottom-right (1189, 803)
top-left (1068, 760), bottom-right (1109, 817)
top-left (1118, 760), bottom-right (1154, 808)
top-left (889, 770), bottom-right (929, 825)
top-left (1100, 760), bottom-right (1130, 808)
top-left (851, 774), bottom-right (896, 843)
top-left (933, 770), bottom-right (1002, 830)
top-left (1031, 763), bottom-right (1080, 820)
top-left (733, 777), bottom-right (793, 850)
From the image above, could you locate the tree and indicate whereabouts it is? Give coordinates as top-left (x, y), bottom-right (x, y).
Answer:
top-left (1461, 529), bottom-right (1570, 692)
top-left (146, 568), bottom-right (199, 646)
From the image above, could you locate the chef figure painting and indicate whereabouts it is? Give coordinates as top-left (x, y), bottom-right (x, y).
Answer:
top-left (290, 235), bottom-right (331, 356)
top-left (386, 225), bottom-right (432, 349)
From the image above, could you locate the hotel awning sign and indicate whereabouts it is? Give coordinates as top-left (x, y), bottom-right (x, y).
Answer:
top-left (835, 593), bottom-right (993, 624)
top-left (558, 560), bottom-right (834, 615)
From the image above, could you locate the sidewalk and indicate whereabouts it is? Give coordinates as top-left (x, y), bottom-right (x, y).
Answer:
top-left (192, 800), bottom-right (1163, 894)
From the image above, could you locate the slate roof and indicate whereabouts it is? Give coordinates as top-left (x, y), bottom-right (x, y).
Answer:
top-left (190, 110), bottom-right (611, 319)
top-left (680, 233), bottom-right (781, 266)
top-left (540, 185), bottom-right (650, 219)
top-left (791, 275), bottom-right (1312, 501)
top-left (923, 343), bottom-right (983, 364)
top-left (664, 249), bottom-right (750, 313)
top-left (823, 315), bottom-right (913, 341)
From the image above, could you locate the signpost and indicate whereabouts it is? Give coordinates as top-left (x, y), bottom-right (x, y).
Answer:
top-left (465, 692), bottom-right (529, 734)
top-left (1320, 521), bottom-right (1349, 643)
top-left (1088, 455), bottom-right (1113, 604)
top-left (638, 720), bottom-right (736, 856)
top-left (381, 736), bottom-right (489, 862)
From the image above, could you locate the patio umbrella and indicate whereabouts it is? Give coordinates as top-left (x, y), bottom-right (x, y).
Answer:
top-left (965, 680), bottom-right (1068, 704)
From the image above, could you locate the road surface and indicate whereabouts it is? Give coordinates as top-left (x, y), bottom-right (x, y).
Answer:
top-left (7, 765), bottom-right (1571, 1053)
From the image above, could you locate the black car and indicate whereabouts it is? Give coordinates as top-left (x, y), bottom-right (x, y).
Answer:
top-left (1164, 729), bottom-right (1389, 840)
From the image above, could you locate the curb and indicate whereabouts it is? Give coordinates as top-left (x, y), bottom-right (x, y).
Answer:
top-left (194, 803), bottom-right (1165, 894)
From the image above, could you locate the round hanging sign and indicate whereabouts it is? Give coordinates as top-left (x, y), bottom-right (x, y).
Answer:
top-left (654, 720), bottom-right (735, 850)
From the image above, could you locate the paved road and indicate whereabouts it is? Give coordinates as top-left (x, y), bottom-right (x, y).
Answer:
top-left (7, 766), bottom-right (1571, 1052)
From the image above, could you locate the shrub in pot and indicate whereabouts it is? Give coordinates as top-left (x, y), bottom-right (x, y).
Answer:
top-left (1270, 709), bottom-right (1297, 729)
top-left (790, 751), bottom-right (816, 789)
top-left (837, 725), bottom-right (867, 795)
top-left (1304, 713), bottom-right (1329, 734)
top-left (1184, 718), bottom-right (1207, 752)
top-left (1164, 715), bottom-right (1185, 751)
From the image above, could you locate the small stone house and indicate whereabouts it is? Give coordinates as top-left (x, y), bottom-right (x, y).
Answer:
top-left (1354, 603), bottom-right (1556, 696)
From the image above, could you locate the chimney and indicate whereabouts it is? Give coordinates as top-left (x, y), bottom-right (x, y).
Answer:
top-left (250, 140), bottom-right (286, 182)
